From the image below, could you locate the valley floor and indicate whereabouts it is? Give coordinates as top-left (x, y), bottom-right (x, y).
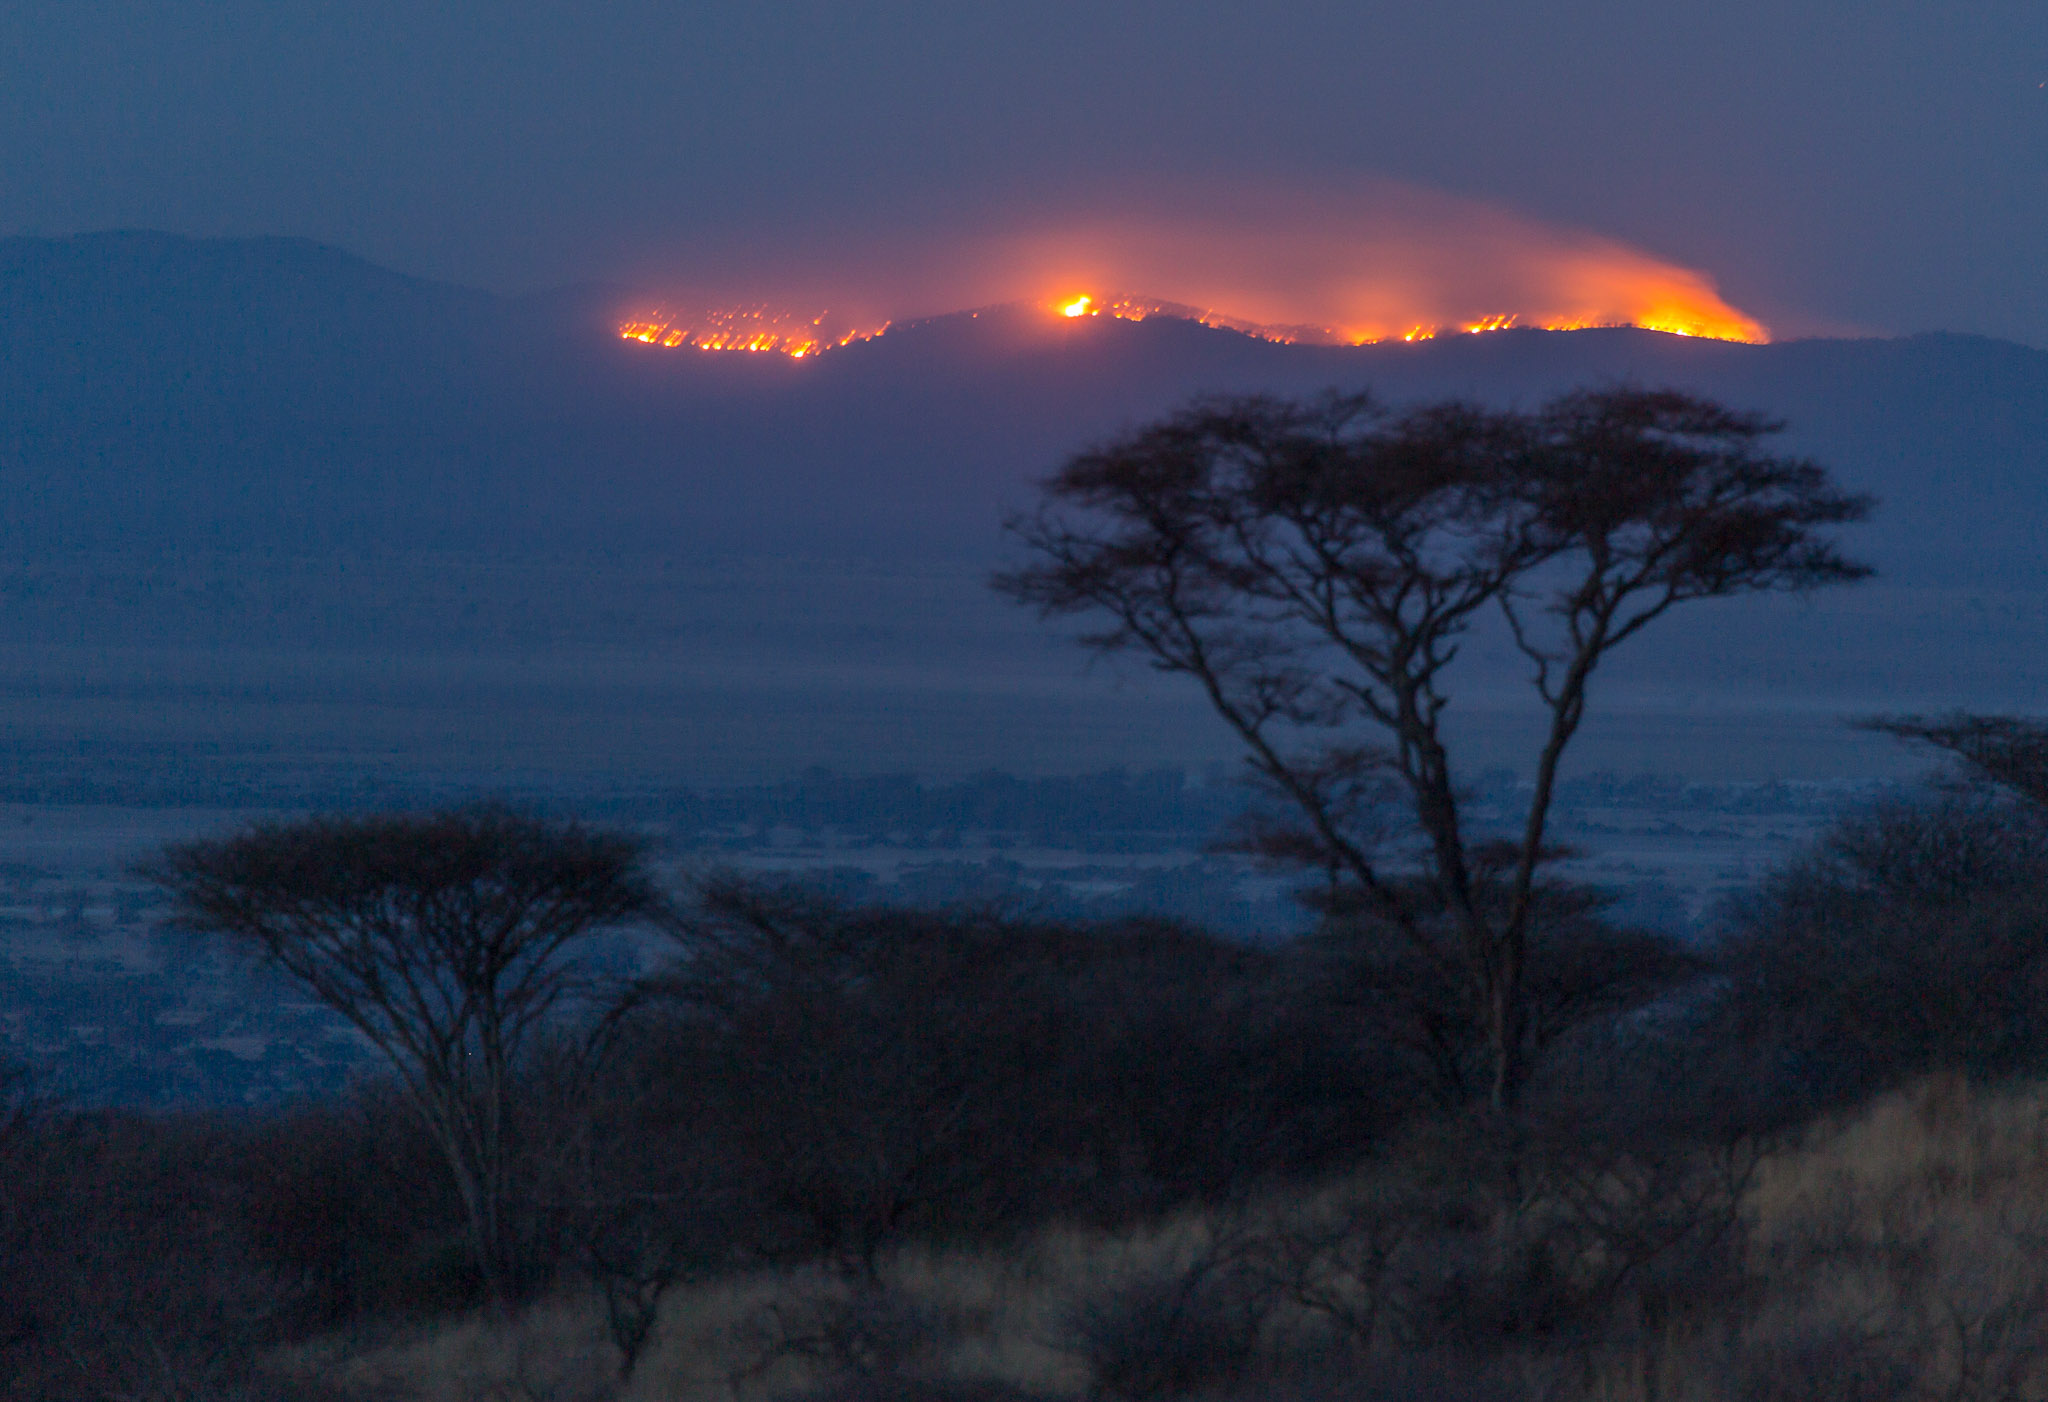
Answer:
top-left (0, 773), bottom-right (1872, 1107)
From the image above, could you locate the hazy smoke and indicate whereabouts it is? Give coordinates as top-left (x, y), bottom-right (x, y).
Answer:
top-left (626, 177), bottom-right (1767, 343)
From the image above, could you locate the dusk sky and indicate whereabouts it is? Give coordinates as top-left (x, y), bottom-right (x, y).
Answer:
top-left (3, 1), bottom-right (2044, 344)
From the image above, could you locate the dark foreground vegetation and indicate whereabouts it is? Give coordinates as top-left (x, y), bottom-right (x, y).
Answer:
top-left (6, 751), bottom-right (2048, 1400)
top-left (6, 386), bottom-right (2035, 1400)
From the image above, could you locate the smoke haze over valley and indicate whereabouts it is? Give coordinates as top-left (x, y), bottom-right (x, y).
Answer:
top-left (0, 232), bottom-right (2043, 800)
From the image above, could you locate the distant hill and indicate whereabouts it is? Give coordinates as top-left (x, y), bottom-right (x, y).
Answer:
top-left (1, 232), bottom-right (2044, 791)
top-left (3, 231), bottom-right (2044, 578)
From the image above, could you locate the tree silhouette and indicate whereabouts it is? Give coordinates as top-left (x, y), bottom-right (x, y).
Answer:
top-left (998, 387), bottom-right (1871, 1110)
top-left (148, 805), bottom-right (657, 1300)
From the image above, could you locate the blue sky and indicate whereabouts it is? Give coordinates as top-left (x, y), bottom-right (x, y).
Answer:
top-left (4, 1), bottom-right (2043, 342)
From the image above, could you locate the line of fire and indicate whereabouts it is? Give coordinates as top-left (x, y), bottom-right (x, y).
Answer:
top-left (619, 286), bottom-right (1768, 361)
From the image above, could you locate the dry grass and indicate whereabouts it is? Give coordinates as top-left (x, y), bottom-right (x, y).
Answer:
top-left (1749, 1069), bottom-right (2048, 1232)
top-left (1726, 1072), bottom-right (2048, 1402)
top-left (283, 1074), bottom-right (2048, 1402)
top-left (273, 1220), bottom-right (1210, 1401)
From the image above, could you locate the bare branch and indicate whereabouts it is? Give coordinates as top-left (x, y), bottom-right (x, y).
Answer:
top-left (142, 803), bottom-right (658, 1300)
top-left (997, 384), bottom-right (1870, 1112)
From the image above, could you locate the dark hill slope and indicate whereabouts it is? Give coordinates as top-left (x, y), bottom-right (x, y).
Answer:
top-left (2, 233), bottom-right (2043, 585)
top-left (1, 234), bottom-right (2045, 787)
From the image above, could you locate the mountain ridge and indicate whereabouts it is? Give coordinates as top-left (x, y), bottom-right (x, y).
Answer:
top-left (2, 233), bottom-right (2045, 786)
top-left (3, 231), bottom-right (2044, 577)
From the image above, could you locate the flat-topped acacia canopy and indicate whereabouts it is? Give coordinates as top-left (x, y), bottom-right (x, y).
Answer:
top-left (998, 386), bottom-right (1872, 1111)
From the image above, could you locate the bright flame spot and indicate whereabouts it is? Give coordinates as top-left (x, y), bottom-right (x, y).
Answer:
top-left (1061, 295), bottom-right (1094, 318)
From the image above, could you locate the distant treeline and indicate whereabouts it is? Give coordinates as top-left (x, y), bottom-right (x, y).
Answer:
top-left (660, 766), bottom-right (1241, 847)
top-left (0, 754), bottom-right (1880, 837)
top-left (657, 766), bottom-right (1885, 847)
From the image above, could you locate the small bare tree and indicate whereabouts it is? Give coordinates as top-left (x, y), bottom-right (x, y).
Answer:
top-left (148, 804), bottom-right (657, 1301)
top-left (998, 387), bottom-right (1870, 1111)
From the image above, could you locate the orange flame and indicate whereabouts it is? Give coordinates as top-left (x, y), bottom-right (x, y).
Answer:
top-left (617, 306), bottom-right (889, 358)
top-left (622, 283), bottom-right (1765, 358)
top-left (1038, 287), bottom-right (1765, 347)
top-left (617, 181), bottom-right (1773, 358)
top-left (1002, 193), bottom-right (1771, 347)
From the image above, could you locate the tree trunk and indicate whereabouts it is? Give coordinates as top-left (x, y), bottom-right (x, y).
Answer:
top-left (1486, 953), bottom-right (1526, 1115)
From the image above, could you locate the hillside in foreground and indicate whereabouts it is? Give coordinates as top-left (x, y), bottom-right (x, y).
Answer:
top-left (303, 1072), bottom-right (2048, 1402)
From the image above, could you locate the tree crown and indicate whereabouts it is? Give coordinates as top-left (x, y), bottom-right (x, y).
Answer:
top-left (996, 384), bottom-right (1872, 1111)
top-left (147, 804), bottom-right (658, 1082)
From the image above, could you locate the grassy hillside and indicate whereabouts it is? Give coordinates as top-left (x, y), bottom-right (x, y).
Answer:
top-left (283, 1071), bottom-right (2048, 1402)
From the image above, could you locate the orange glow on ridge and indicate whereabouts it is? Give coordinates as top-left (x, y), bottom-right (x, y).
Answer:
top-left (1041, 289), bottom-right (1765, 347)
top-left (617, 306), bottom-right (889, 359)
top-left (619, 203), bottom-right (1770, 359)
top-left (616, 178), bottom-right (1777, 359)
top-left (620, 283), bottom-right (1768, 359)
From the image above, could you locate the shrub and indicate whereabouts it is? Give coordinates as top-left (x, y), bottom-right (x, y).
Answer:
top-left (234, 1085), bottom-right (478, 1328)
top-left (1062, 1245), bottom-right (1278, 1402)
top-left (644, 881), bottom-right (1415, 1274)
top-left (1711, 790), bottom-right (2048, 1103)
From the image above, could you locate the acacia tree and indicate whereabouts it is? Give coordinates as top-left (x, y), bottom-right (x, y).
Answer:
top-left (998, 387), bottom-right (1871, 1111)
top-left (149, 804), bottom-right (657, 1301)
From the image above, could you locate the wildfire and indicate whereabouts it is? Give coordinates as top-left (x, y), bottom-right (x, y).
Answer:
top-left (1044, 292), bottom-right (1766, 347)
top-left (617, 178), bottom-right (1780, 360)
top-left (616, 306), bottom-right (889, 359)
top-left (618, 270), bottom-right (1766, 361)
